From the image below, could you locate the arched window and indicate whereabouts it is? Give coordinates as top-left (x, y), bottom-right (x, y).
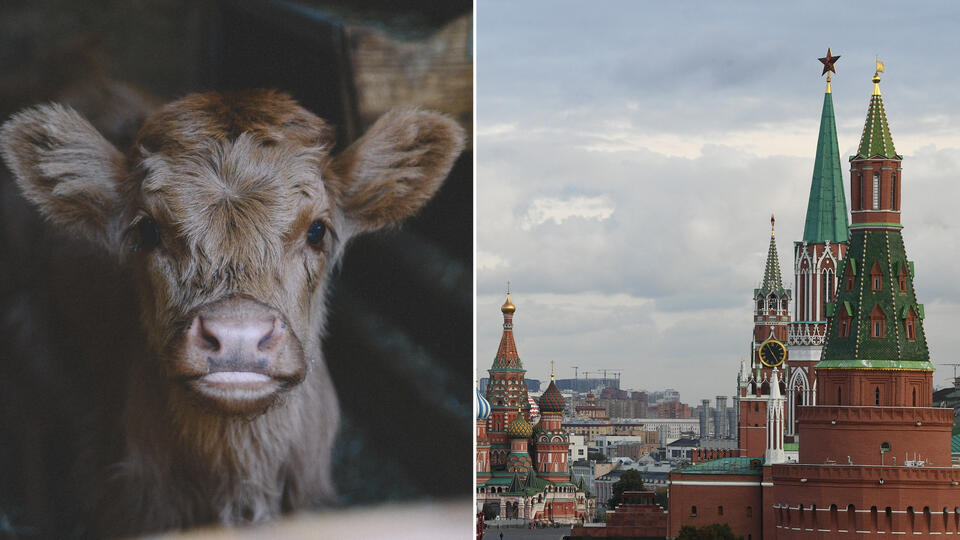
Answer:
top-left (747, 505), bottom-right (753, 518)
top-left (873, 172), bottom-right (880, 210)
top-left (876, 387), bottom-right (881, 406)
top-left (838, 386), bottom-right (842, 405)
top-left (718, 505), bottom-right (724, 516)
top-left (691, 505), bottom-right (698, 517)
top-left (823, 269), bottom-right (834, 309)
top-left (845, 263), bottom-right (855, 291)
top-left (907, 506), bottom-right (916, 533)
top-left (913, 388), bottom-right (917, 407)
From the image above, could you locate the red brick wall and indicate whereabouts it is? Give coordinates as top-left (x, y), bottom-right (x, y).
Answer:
top-left (772, 464), bottom-right (960, 536)
top-left (668, 473), bottom-right (764, 540)
top-left (816, 369), bottom-right (933, 408)
top-left (797, 405), bottom-right (952, 466)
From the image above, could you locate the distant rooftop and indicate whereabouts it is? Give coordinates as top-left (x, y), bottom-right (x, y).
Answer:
top-left (675, 457), bottom-right (764, 476)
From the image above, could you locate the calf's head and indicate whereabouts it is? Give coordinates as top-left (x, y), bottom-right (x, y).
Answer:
top-left (1, 90), bottom-right (464, 415)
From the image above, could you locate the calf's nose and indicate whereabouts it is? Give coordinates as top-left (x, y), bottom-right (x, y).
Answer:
top-left (187, 311), bottom-right (287, 372)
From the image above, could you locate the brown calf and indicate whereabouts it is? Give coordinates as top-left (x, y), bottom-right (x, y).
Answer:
top-left (0, 89), bottom-right (464, 536)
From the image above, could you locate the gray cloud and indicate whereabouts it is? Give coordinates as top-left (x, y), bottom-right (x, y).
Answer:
top-left (478, 1), bottom-right (960, 403)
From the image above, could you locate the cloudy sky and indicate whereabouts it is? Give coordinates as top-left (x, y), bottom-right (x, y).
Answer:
top-left (476, 1), bottom-right (960, 404)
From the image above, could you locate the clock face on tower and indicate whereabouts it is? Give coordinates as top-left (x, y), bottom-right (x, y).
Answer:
top-left (759, 338), bottom-right (787, 368)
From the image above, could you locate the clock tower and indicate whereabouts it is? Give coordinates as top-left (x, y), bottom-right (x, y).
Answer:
top-left (751, 216), bottom-right (791, 377)
top-left (738, 218), bottom-right (791, 457)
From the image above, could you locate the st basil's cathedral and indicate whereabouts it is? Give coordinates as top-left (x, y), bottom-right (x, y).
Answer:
top-left (475, 293), bottom-right (595, 524)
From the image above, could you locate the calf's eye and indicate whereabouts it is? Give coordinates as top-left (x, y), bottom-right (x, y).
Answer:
top-left (307, 220), bottom-right (326, 246)
top-left (130, 218), bottom-right (160, 252)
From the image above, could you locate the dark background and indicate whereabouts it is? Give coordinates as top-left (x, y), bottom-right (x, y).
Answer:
top-left (0, 0), bottom-right (472, 536)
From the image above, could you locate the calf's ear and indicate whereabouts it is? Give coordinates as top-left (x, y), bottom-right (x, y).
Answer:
top-left (1, 104), bottom-right (126, 250)
top-left (329, 108), bottom-right (465, 234)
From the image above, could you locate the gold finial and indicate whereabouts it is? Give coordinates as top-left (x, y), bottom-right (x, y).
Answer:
top-left (771, 213), bottom-right (776, 237)
top-left (819, 47), bottom-right (840, 94)
top-left (873, 57), bottom-right (884, 96)
top-left (551, 360), bottom-right (555, 381)
top-left (501, 281), bottom-right (516, 314)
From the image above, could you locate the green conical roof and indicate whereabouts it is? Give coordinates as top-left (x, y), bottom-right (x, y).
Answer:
top-left (802, 91), bottom-right (849, 244)
top-left (818, 230), bottom-right (932, 370)
top-left (852, 78), bottom-right (901, 160)
top-left (756, 227), bottom-right (789, 298)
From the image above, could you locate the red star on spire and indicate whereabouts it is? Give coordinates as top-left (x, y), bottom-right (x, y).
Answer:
top-left (819, 47), bottom-right (840, 76)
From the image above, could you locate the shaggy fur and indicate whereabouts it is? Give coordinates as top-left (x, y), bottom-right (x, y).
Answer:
top-left (0, 90), bottom-right (464, 537)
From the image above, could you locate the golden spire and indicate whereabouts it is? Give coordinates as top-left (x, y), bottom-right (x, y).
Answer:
top-left (771, 213), bottom-right (776, 237)
top-left (550, 359), bottom-right (555, 381)
top-left (873, 57), bottom-right (884, 96)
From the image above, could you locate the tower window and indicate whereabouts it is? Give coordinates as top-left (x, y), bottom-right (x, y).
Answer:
top-left (718, 505), bottom-right (724, 516)
top-left (845, 264), bottom-right (854, 291)
top-left (906, 308), bottom-right (917, 341)
top-left (873, 320), bottom-right (884, 338)
top-left (875, 387), bottom-right (881, 405)
top-left (871, 262), bottom-right (882, 292)
top-left (873, 172), bottom-right (880, 210)
top-left (691, 505), bottom-right (698, 517)
top-left (892, 173), bottom-right (898, 210)
top-left (871, 304), bottom-right (886, 339)
top-left (823, 269), bottom-right (834, 305)
top-left (859, 173), bottom-right (865, 209)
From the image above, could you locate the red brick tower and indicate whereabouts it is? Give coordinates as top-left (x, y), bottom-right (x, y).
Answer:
top-left (752, 217), bottom-right (792, 372)
top-left (739, 218), bottom-right (790, 457)
top-left (797, 64), bottom-right (950, 466)
top-left (787, 61), bottom-right (850, 437)
top-left (486, 291), bottom-right (531, 467)
top-left (770, 65), bottom-right (959, 539)
top-left (535, 370), bottom-right (570, 480)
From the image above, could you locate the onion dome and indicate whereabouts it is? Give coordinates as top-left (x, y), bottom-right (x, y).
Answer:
top-left (539, 379), bottom-right (565, 413)
top-left (506, 411), bottom-right (533, 439)
top-left (476, 384), bottom-right (491, 420)
top-left (527, 394), bottom-right (540, 419)
top-left (501, 292), bottom-right (516, 314)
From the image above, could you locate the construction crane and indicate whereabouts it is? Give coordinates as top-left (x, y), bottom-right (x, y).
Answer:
top-left (572, 366), bottom-right (579, 380)
top-left (939, 363), bottom-right (960, 388)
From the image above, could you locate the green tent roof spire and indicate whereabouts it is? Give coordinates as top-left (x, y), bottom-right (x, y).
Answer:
top-left (802, 90), bottom-right (850, 244)
top-left (757, 216), bottom-right (788, 297)
top-left (852, 69), bottom-right (901, 160)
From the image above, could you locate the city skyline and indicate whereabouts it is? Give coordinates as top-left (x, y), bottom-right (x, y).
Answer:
top-left (477, 0), bottom-right (960, 404)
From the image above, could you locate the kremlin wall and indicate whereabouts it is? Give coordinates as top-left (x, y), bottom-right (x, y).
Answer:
top-left (477, 56), bottom-right (960, 539)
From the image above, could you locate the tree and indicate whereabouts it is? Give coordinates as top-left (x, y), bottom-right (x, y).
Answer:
top-left (606, 469), bottom-right (646, 508)
top-left (677, 523), bottom-right (743, 540)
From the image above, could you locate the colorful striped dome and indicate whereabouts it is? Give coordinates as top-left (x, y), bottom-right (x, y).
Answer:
top-left (476, 385), bottom-right (491, 420)
top-left (506, 412), bottom-right (533, 439)
top-left (539, 379), bottom-right (565, 413)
